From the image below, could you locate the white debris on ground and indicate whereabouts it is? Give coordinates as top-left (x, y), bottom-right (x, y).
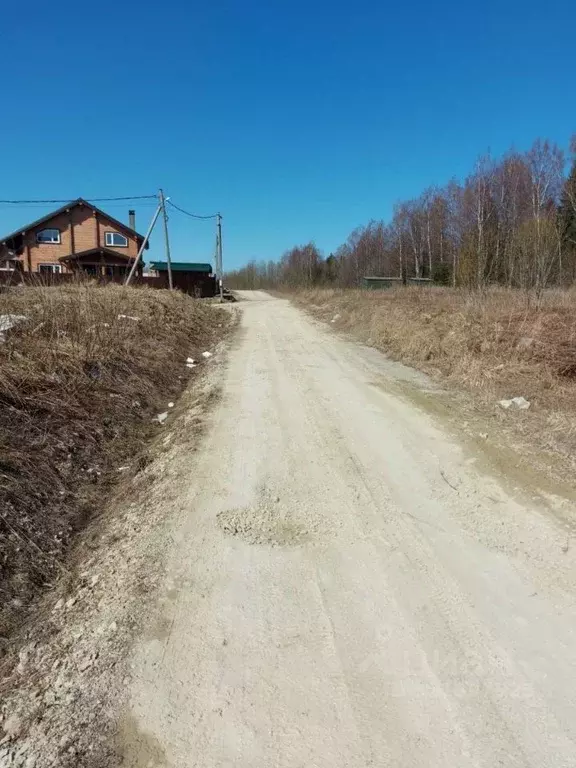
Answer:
top-left (168, 402), bottom-right (174, 408)
top-left (0, 314), bottom-right (27, 342)
top-left (202, 351), bottom-right (212, 359)
top-left (512, 397), bottom-right (531, 410)
top-left (117, 314), bottom-right (140, 322)
top-left (155, 412), bottom-right (168, 424)
top-left (0, 314), bottom-right (27, 332)
top-left (330, 314), bottom-right (341, 323)
top-left (186, 363), bottom-right (196, 369)
top-left (186, 357), bottom-right (195, 364)
top-left (498, 396), bottom-right (531, 411)
top-left (516, 336), bottom-right (535, 350)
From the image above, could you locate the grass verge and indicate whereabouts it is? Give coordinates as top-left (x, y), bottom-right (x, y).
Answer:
top-left (293, 287), bottom-right (576, 471)
top-left (0, 283), bottom-right (229, 642)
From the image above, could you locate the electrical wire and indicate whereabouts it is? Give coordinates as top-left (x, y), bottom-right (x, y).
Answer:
top-left (0, 195), bottom-right (157, 204)
top-left (167, 200), bottom-right (220, 220)
top-left (0, 201), bottom-right (159, 210)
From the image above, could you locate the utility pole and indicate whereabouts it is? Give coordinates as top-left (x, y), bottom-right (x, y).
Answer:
top-left (159, 189), bottom-right (173, 290)
top-left (125, 202), bottom-right (162, 286)
top-left (213, 227), bottom-right (220, 292)
top-left (217, 213), bottom-right (224, 302)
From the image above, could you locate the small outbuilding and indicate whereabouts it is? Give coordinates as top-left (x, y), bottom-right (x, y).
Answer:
top-left (363, 276), bottom-right (433, 289)
top-left (149, 262), bottom-right (216, 297)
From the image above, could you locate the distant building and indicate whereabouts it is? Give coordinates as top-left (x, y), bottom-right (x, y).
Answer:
top-left (363, 276), bottom-right (432, 289)
top-left (0, 199), bottom-right (147, 277)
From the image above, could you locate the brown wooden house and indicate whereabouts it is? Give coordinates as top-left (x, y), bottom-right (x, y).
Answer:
top-left (0, 198), bottom-right (147, 277)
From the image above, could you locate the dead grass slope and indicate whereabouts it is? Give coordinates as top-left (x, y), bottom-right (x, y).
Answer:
top-left (294, 287), bottom-right (576, 466)
top-left (0, 284), bottom-right (228, 640)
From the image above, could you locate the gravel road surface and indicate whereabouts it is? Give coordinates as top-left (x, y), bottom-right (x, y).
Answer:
top-left (123, 291), bottom-right (576, 767)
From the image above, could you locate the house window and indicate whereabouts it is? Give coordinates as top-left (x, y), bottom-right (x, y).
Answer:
top-left (105, 232), bottom-right (128, 247)
top-left (36, 228), bottom-right (61, 244)
top-left (38, 263), bottom-right (62, 274)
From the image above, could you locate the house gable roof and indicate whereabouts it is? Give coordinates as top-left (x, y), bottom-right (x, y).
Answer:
top-left (0, 198), bottom-right (147, 245)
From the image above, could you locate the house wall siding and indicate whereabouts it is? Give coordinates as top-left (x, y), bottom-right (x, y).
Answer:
top-left (72, 207), bottom-right (99, 254)
top-left (5, 204), bottom-right (141, 272)
top-left (25, 209), bottom-right (77, 272)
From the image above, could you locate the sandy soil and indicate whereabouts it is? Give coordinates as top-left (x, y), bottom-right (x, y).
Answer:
top-left (120, 292), bottom-right (576, 767)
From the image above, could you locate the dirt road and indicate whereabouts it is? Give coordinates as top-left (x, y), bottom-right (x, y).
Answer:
top-left (124, 292), bottom-right (576, 767)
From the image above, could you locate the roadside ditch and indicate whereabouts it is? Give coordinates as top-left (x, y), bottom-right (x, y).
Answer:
top-left (0, 284), bottom-right (237, 767)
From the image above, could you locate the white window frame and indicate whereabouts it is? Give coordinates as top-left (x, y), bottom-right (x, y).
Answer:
top-left (36, 228), bottom-right (61, 244)
top-left (105, 231), bottom-right (128, 248)
top-left (38, 263), bottom-right (62, 274)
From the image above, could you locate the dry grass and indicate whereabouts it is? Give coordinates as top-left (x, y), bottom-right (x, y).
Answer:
top-left (293, 286), bottom-right (576, 464)
top-left (0, 283), bottom-right (228, 639)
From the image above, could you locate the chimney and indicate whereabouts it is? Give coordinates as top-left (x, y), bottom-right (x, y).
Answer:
top-left (128, 209), bottom-right (136, 230)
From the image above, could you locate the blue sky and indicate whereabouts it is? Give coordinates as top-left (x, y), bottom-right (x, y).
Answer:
top-left (1, 0), bottom-right (575, 269)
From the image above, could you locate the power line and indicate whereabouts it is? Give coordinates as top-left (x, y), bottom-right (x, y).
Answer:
top-left (0, 201), bottom-right (159, 210)
top-left (0, 195), bottom-right (157, 204)
top-left (167, 200), bottom-right (220, 220)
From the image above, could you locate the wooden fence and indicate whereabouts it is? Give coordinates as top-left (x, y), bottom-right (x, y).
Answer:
top-left (0, 271), bottom-right (217, 298)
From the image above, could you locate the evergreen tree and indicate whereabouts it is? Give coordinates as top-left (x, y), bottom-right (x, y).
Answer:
top-left (324, 254), bottom-right (338, 282)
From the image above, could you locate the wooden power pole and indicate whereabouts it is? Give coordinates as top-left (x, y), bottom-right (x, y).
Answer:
top-left (125, 202), bottom-right (162, 286)
top-left (159, 189), bottom-right (174, 290)
top-left (217, 213), bottom-right (224, 302)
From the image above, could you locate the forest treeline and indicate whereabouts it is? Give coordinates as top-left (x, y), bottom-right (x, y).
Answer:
top-left (227, 136), bottom-right (576, 292)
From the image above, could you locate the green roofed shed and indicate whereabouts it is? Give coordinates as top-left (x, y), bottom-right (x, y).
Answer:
top-left (150, 262), bottom-right (212, 273)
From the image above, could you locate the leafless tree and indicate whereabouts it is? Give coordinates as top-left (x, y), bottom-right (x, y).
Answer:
top-left (227, 136), bottom-right (576, 294)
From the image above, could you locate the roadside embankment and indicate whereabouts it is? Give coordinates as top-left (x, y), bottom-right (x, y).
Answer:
top-left (293, 287), bottom-right (576, 472)
top-left (0, 284), bottom-right (232, 640)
